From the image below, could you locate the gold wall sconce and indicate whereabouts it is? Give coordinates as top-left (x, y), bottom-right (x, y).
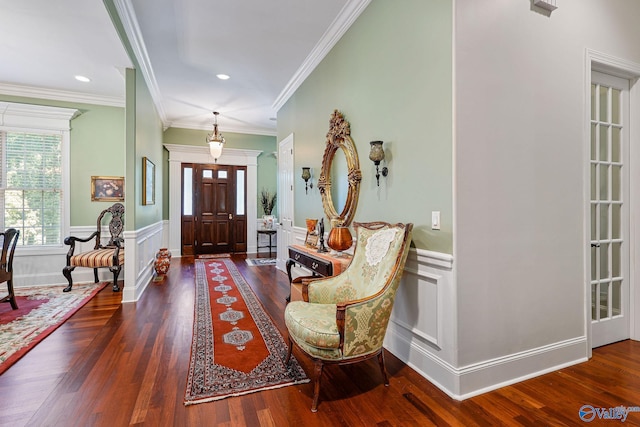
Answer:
top-left (369, 141), bottom-right (388, 186)
top-left (301, 167), bottom-right (313, 194)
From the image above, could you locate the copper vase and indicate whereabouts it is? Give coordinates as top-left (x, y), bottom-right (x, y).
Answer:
top-left (327, 226), bottom-right (353, 253)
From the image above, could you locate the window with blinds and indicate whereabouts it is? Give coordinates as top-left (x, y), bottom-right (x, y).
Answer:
top-left (0, 131), bottom-right (63, 246)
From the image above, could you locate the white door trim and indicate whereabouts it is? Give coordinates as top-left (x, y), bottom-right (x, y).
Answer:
top-left (163, 144), bottom-right (262, 256)
top-left (276, 133), bottom-right (294, 272)
top-left (585, 49), bottom-right (640, 355)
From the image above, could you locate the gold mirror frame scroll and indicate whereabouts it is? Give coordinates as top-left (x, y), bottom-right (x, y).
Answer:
top-left (317, 110), bottom-right (362, 227)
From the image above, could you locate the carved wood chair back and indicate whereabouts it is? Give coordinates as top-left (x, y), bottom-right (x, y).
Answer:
top-left (0, 228), bottom-right (20, 309)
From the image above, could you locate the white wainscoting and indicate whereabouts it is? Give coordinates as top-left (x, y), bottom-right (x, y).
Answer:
top-left (12, 221), bottom-right (168, 305)
top-left (383, 246), bottom-right (459, 396)
top-left (12, 225), bottom-right (127, 288)
top-left (122, 220), bottom-right (167, 303)
top-left (384, 246), bottom-right (587, 400)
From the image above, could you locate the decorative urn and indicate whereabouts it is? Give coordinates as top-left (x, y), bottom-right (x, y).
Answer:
top-left (154, 248), bottom-right (172, 276)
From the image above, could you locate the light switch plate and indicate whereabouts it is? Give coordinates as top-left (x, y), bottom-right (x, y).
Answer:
top-left (432, 211), bottom-right (440, 230)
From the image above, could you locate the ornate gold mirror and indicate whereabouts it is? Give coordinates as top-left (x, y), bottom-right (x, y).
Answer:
top-left (318, 110), bottom-right (362, 227)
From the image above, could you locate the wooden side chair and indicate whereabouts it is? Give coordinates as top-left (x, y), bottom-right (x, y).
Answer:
top-left (0, 228), bottom-right (20, 310)
top-left (62, 203), bottom-right (124, 292)
top-left (284, 221), bottom-right (413, 412)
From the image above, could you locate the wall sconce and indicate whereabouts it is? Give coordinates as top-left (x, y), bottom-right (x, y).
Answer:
top-left (368, 141), bottom-right (388, 186)
top-left (301, 167), bottom-right (313, 194)
top-left (533, 0), bottom-right (557, 12)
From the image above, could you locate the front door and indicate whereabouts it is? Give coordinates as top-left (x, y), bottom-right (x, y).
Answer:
top-left (589, 71), bottom-right (630, 348)
top-left (182, 163), bottom-right (247, 255)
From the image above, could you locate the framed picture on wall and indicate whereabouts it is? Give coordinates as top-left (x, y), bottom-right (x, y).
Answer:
top-left (91, 176), bottom-right (124, 202)
top-left (142, 157), bottom-right (155, 205)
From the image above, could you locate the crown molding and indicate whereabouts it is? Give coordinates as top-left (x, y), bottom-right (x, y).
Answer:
top-left (0, 101), bottom-right (79, 130)
top-left (587, 48), bottom-right (640, 79)
top-left (163, 144), bottom-right (263, 165)
top-left (272, 0), bottom-right (371, 112)
top-left (0, 83), bottom-right (124, 108)
top-left (113, 0), bottom-right (168, 123)
top-left (168, 120), bottom-right (277, 137)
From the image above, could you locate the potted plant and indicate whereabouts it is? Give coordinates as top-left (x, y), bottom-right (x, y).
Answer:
top-left (260, 189), bottom-right (277, 229)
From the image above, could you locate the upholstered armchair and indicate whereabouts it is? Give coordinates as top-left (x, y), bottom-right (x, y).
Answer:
top-left (284, 221), bottom-right (413, 412)
top-left (62, 203), bottom-right (124, 292)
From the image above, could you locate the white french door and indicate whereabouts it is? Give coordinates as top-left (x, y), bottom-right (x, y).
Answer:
top-left (276, 134), bottom-right (294, 271)
top-left (589, 71), bottom-right (630, 348)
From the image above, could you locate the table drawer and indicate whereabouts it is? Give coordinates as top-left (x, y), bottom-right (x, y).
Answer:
top-left (288, 248), bottom-right (332, 276)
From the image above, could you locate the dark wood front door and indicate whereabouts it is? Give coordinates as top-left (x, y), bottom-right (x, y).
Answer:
top-left (181, 163), bottom-right (247, 255)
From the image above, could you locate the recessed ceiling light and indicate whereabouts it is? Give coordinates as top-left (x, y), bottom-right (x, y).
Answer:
top-left (75, 75), bottom-right (91, 83)
top-left (216, 74), bottom-right (230, 80)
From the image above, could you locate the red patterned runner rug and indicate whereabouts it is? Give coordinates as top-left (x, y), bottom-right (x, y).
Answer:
top-left (185, 259), bottom-right (308, 405)
top-left (0, 282), bottom-right (107, 375)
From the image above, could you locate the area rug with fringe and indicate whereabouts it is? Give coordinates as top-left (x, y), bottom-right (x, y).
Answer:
top-left (197, 253), bottom-right (231, 259)
top-left (0, 282), bottom-right (107, 375)
top-left (245, 258), bottom-right (276, 267)
top-left (185, 259), bottom-right (308, 405)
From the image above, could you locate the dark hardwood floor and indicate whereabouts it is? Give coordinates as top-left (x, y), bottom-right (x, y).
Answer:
top-left (2, 255), bottom-right (640, 426)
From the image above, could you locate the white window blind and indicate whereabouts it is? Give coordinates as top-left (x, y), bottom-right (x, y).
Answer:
top-left (0, 101), bottom-right (76, 249)
top-left (0, 131), bottom-right (63, 245)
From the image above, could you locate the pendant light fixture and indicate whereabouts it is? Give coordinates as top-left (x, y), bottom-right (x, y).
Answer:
top-left (206, 111), bottom-right (225, 162)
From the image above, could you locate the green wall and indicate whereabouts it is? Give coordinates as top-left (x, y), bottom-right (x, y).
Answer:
top-left (277, 0), bottom-right (453, 253)
top-left (162, 127), bottom-right (277, 218)
top-left (129, 67), bottom-right (164, 229)
top-left (0, 94), bottom-right (125, 226)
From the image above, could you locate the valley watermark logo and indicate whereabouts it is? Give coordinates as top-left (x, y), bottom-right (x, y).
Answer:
top-left (579, 405), bottom-right (640, 423)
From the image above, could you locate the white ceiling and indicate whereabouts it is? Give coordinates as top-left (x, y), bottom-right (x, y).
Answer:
top-left (0, 0), bottom-right (370, 136)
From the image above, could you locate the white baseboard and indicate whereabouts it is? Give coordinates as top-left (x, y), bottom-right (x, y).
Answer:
top-left (385, 319), bottom-right (587, 399)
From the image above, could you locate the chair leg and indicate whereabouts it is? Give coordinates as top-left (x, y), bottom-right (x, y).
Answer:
top-left (93, 268), bottom-right (99, 283)
top-left (311, 361), bottom-right (324, 412)
top-left (62, 266), bottom-right (75, 292)
top-left (7, 279), bottom-right (17, 310)
top-left (377, 350), bottom-right (390, 386)
top-left (109, 266), bottom-right (121, 292)
top-left (285, 336), bottom-right (293, 363)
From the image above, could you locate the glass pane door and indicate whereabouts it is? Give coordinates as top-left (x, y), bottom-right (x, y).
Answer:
top-left (590, 71), bottom-right (630, 347)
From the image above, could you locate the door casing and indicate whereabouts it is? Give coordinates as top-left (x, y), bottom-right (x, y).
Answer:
top-left (165, 145), bottom-right (262, 256)
top-left (276, 133), bottom-right (294, 271)
top-left (586, 50), bottom-right (640, 355)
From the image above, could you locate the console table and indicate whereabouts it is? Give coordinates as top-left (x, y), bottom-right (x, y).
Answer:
top-left (257, 229), bottom-right (277, 256)
top-left (286, 245), bottom-right (351, 302)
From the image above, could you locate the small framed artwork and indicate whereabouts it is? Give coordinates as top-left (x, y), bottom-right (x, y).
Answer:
top-left (305, 232), bottom-right (319, 248)
top-left (142, 157), bottom-right (155, 205)
top-left (91, 176), bottom-right (124, 202)
top-left (304, 218), bottom-right (319, 248)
